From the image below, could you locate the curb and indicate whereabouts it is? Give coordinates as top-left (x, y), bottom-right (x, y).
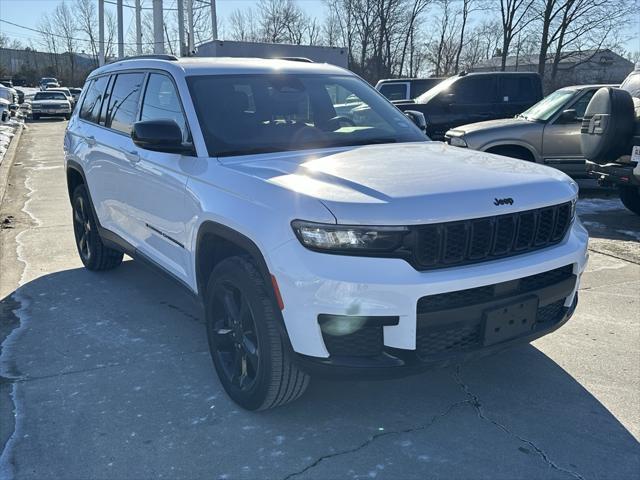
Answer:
top-left (0, 123), bottom-right (24, 209)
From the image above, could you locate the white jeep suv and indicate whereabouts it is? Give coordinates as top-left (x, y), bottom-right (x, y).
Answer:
top-left (64, 55), bottom-right (588, 410)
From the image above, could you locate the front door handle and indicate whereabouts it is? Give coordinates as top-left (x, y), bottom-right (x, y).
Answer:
top-left (124, 150), bottom-right (140, 163)
top-left (85, 135), bottom-right (96, 146)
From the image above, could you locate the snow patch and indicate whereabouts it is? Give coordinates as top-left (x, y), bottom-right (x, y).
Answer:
top-left (577, 197), bottom-right (625, 215)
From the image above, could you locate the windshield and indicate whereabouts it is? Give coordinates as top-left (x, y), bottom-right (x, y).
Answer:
top-left (34, 92), bottom-right (67, 101)
top-left (519, 88), bottom-right (575, 121)
top-left (414, 76), bottom-right (456, 104)
top-left (187, 74), bottom-right (426, 157)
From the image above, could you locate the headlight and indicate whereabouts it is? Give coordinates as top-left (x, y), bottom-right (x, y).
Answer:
top-left (291, 220), bottom-right (408, 253)
top-left (448, 135), bottom-right (467, 148)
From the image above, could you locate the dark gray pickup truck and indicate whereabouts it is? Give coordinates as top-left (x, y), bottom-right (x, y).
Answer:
top-left (394, 71), bottom-right (543, 140)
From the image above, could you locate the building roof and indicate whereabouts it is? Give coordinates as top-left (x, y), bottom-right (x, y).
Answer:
top-left (474, 49), bottom-right (632, 70)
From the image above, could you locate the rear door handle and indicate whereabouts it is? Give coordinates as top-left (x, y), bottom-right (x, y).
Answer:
top-left (124, 150), bottom-right (140, 163)
top-left (85, 135), bottom-right (96, 146)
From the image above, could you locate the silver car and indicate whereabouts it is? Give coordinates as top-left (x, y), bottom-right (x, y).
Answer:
top-left (445, 84), bottom-right (616, 178)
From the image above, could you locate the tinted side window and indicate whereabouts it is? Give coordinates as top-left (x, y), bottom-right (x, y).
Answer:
top-left (379, 83), bottom-right (407, 100)
top-left (571, 90), bottom-right (596, 119)
top-left (79, 76), bottom-right (109, 123)
top-left (452, 76), bottom-right (496, 103)
top-left (501, 76), bottom-right (537, 102)
top-left (105, 73), bottom-right (145, 134)
top-left (140, 73), bottom-right (188, 140)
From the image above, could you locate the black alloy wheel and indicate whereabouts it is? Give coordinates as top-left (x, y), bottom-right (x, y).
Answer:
top-left (205, 256), bottom-right (310, 410)
top-left (71, 184), bottom-right (123, 270)
top-left (73, 193), bottom-right (93, 263)
top-left (210, 281), bottom-right (260, 391)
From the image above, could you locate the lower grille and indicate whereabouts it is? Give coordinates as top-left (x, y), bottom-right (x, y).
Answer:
top-left (417, 265), bottom-right (574, 314)
top-left (415, 301), bottom-right (568, 357)
top-left (416, 265), bottom-right (574, 359)
top-left (536, 300), bottom-right (565, 323)
top-left (416, 325), bottom-right (481, 356)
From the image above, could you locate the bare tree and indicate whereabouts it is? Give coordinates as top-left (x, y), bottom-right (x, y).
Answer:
top-left (453, 0), bottom-right (477, 73)
top-left (228, 9), bottom-right (261, 42)
top-left (544, 0), bottom-right (634, 88)
top-left (497, 0), bottom-right (536, 70)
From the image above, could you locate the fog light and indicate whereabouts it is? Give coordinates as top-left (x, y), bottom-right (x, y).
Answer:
top-left (318, 314), bottom-right (399, 336)
top-left (319, 315), bottom-right (368, 336)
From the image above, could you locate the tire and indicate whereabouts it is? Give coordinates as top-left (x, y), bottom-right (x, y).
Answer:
top-left (580, 87), bottom-right (635, 163)
top-left (205, 256), bottom-right (310, 410)
top-left (65, 114), bottom-right (71, 120)
top-left (619, 186), bottom-right (640, 215)
top-left (71, 184), bottom-right (124, 270)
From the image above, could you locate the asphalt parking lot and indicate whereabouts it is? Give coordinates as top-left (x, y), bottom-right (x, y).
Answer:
top-left (0, 120), bottom-right (639, 479)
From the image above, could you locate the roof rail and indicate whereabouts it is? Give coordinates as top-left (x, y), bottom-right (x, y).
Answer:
top-left (110, 54), bottom-right (179, 63)
top-left (278, 57), bottom-right (314, 63)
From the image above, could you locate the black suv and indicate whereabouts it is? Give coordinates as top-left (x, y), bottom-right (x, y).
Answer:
top-left (395, 72), bottom-right (543, 140)
top-left (581, 67), bottom-right (640, 215)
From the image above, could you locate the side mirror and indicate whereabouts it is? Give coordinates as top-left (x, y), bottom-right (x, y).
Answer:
top-left (404, 110), bottom-right (427, 134)
top-left (558, 109), bottom-right (577, 123)
top-left (131, 120), bottom-right (192, 154)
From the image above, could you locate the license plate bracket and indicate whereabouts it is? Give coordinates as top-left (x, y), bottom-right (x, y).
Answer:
top-left (483, 296), bottom-right (539, 346)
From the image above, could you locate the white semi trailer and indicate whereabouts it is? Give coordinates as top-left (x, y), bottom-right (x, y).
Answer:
top-left (196, 40), bottom-right (348, 68)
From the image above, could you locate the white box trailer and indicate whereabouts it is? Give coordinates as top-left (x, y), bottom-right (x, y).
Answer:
top-left (196, 40), bottom-right (348, 69)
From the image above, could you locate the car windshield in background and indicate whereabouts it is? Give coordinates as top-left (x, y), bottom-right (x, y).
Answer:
top-left (34, 92), bottom-right (67, 101)
top-left (414, 76), bottom-right (457, 104)
top-left (519, 88), bottom-right (575, 122)
top-left (621, 72), bottom-right (640, 98)
top-left (187, 74), bottom-right (426, 157)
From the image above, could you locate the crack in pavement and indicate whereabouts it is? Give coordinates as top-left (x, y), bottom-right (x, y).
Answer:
top-left (453, 366), bottom-right (585, 480)
top-left (587, 247), bottom-right (640, 266)
top-left (281, 399), bottom-right (471, 480)
top-left (6, 348), bottom-right (209, 384)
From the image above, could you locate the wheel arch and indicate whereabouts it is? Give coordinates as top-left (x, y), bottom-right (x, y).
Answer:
top-left (483, 142), bottom-right (539, 162)
top-left (195, 220), bottom-right (293, 347)
top-left (66, 160), bottom-right (86, 201)
top-left (195, 221), bottom-right (273, 298)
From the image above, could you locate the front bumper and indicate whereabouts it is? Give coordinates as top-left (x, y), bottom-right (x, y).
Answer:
top-left (296, 295), bottom-right (578, 379)
top-left (269, 220), bottom-right (588, 371)
top-left (32, 107), bottom-right (71, 116)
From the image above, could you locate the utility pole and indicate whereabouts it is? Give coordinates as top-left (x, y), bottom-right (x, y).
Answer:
top-left (117, 0), bottom-right (124, 59)
top-left (187, 0), bottom-right (194, 55)
top-left (135, 0), bottom-right (142, 55)
top-left (177, 0), bottom-right (186, 57)
top-left (153, 0), bottom-right (164, 54)
top-left (98, 0), bottom-right (105, 65)
top-left (211, 0), bottom-right (218, 40)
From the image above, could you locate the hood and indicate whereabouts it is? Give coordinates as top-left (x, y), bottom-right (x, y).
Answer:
top-left (223, 142), bottom-right (577, 225)
top-left (448, 118), bottom-right (536, 135)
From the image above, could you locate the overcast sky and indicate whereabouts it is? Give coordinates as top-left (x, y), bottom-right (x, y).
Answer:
top-left (0, 0), bottom-right (638, 57)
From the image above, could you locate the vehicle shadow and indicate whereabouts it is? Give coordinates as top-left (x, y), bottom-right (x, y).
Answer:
top-left (1, 260), bottom-right (638, 479)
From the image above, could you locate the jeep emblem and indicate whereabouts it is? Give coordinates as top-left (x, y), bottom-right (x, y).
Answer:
top-left (494, 197), bottom-right (514, 206)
